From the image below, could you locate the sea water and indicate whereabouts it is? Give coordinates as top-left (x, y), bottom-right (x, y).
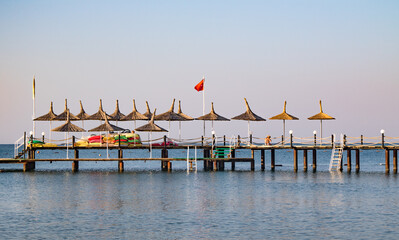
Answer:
top-left (1, 144), bottom-right (398, 239)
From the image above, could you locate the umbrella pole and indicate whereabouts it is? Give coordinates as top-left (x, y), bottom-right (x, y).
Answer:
top-left (107, 131), bottom-right (109, 159)
top-left (179, 121), bottom-right (181, 141)
top-left (168, 121), bottom-right (170, 137)
top-left (150, 132), bottom-right (152, 159)
top-left (320, 120), bottom-right (323, 146)
top-left (248, 121), bottom-right (250, 139)
top-left (82, 120), bottom-right (84, 138)
top-left (66, 132), bottom-right (69, 159)
top-left (134, 120), bottom-right (136, 130)
top-left (49, 121), bottom-right (52, 143)
top-left (283, 120), bottom-right (286, 145)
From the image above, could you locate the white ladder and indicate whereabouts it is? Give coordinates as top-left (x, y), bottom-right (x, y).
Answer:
top-left (329, 134), bottom-right (344, 171)
top-left (186, 146), bottom-right (197, 173)
top-left (14, 135), bottom-right (27, 159)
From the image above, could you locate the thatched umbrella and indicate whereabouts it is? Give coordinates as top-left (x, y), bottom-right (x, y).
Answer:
top-left (110, 100), bottom-right (125, 125)
top-left (135, 109), bottom-right (168, 158)
top-left (89, 112), bottom-right (125, 158)
top-left (177, 100), bottom-right (194, 141)
top-left (196, 102), bottom-right (230, 134)
top-left (308, 100), bottom-right (335, 144)
top-left (155, 99), bottom-right (186, 137)
top-left (269, 101), bottom-right (299, 144)
top-left (121, 99), bottom-right (149, 129)
top-left (76, 100), bottom-right (90, 120)
top-left (53, 99), bottom-right (80, 121)
top-left (87, 99), bottom-right (114, 121)
top-left (143, 101), bottom-right (153, 119)
top-left (52, 109), bottom-right (86, 159)
top-left (34, 101), bottom-right (58, 142)
top-left (232, 98), bottom-right (266, 138)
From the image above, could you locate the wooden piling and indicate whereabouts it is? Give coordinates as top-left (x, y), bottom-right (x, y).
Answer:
top-left (260, 149), bottom-right (265, 171)
top-left (293, 148), bottom-right (298, 172)
top-left (347, 149), bottom-right (351, 173)
top-left (118, 161), bottom-right (124, 172)
top-left (356, 149), bottom-right (360, 173)
top-left (167, 161), bottom-right (172, 171)
top-left (303, 150), bottom-right (308, 172)
top-left (251, 149), bottom-right (255, 171)
top-left (271, 149), bottom-right (275, 171)
top-left (161, 146), bottom-right (168, 171)
top-left (393, 149), bottom-right (397, 174)
top-left (385, 149), bottom-right (390, 173)
top-left (24, 147), bottom-right (36, 172)
top-left (231, 149), bottom-right (236, 171)
top-left (312, 149), bottom-right (317, 172)
top-left (72, 161), bottom-right (79, 172)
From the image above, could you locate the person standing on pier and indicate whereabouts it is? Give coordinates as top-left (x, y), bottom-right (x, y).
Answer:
top-left (265, 135), bottom-right (272, 145)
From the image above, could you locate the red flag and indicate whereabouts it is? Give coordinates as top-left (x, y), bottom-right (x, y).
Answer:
top-left (194, 78), bottom-right (204, 92)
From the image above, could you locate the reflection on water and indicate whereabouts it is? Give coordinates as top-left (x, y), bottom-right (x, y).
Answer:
top-left (0, 171), bottom-right (399, 239)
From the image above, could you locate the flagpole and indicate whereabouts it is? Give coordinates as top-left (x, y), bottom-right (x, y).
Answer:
top-left (202, 77), bottom-right (205, 137)
top-left (32, 76), bottom-right (36, 138)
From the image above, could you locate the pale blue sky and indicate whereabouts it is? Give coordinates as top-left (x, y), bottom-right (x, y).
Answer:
top-left (1, 0), bottom-right (398, 143)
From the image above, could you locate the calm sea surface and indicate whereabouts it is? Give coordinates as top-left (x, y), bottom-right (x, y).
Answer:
top-left (1, 144), bottom-right (399, 239)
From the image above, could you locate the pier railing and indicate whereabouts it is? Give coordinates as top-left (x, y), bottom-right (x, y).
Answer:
top-left (20, 133), bottom-right (399, 149)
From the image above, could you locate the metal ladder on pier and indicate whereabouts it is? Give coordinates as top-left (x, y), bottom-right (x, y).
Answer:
top-left (186, 146), bottom-right (197, 173)
top-left (329, 134), bottom-right (344, 171)
top-left (14, 135), bottom-right (28, 159)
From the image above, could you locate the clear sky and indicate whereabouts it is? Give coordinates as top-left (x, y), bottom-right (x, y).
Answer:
top-left (0, 0), bottom-right (398, 144)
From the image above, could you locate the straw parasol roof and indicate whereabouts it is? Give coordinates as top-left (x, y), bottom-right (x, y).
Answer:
top-left (87, 99), bottom-right (114, 120)
top-left (232, 98), bottom-right (265, 138)
top-left (135, 109), bottom-right (168, 132)
top-left (110, 100), bottom-right (126, 121)
top-left (269, 101), bottom-right (298, 144)
top-left (34, 102), bottom-right (58, 121)
top-left (155, 99), bottom-right (186, 121)
top-left (269, 101), bottom-right (299, 121)
top-left (196, 102), bottom-right (230, 121)
top-left (53, 99), bottom-right (80, 121)
top-left (89, 112), bottom-right (125, 132)
top-left (52, 109), bottom-right (86, 132)
top-left (308, 100), bottom-right (335, 120)
top-left (177, 100), bottom-right (194, 121)
top-left (122, 99), bottom-right (148, 121)
top-left (232, 98), bottom-right (266, 121)
top-left (143, 101), bottom-right (153, 119)
top-left (76, 100), bottom-right (90, 120)
top-left (308, 100), bottom-right (335, 145)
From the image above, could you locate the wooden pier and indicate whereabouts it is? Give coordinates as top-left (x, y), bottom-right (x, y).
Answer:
top-left (4, 133), bottom-right (399, 173)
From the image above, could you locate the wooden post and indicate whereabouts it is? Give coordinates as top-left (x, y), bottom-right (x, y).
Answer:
top-left (201, 136), bottom-right (204, 146)
top-left (313, 133), bottom-right (317, 147)
top-left (238, 135), bottom-right (241, 146)
top-left (250, 134), bottom-right (253, 145)
top-left (24, 145), bottom-right (36, 172)
top-left (271, 149), bottom-right (275, 171)
top-left (382, 133), bottom-right (385, 148)
top-left (223, 135), bottom-right (226, 146)
top-left (161, 141), bottom-right (168, 171)
top-left (167, 161), bottom-right (172, 171)
top-left (312, 149), bottom-right (317, 172)
top-left (231, 149), bottom-right (236, 171)
top-left (203, 149), bottom-right (211, 171)
top-left (385, 149), bottom-right (390, 173)
top-left (347, 149), bottom-right (351, 173)
top-left (23, 132), bottom-right (26, 159)
top-left (356, 149), bottom-right (360, 173)
top-left (331, 134), bottom-right (334, 147)
top-left (118, 148), bottom-right (124, 172)
top-left (72, 161), bottom-right (79, 172)
top-left (361, 135), bottom-right (363, 145)
top-left (118, 161), bottom-right (124, 172)
top-left (393, 149), bottom-right (398, 174)
top-left (293, 148), bottom-right (298, 172)
top-left (251, 149), bottom-right (255, 171)
top-left (303, 150), bottom-right (308, 172)
top-left (260, 149), bottom-right (265, 171)
top-left (72, 135), bottom-right (75, 148)
top-left (213, 160), bottom-right (217, 171)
